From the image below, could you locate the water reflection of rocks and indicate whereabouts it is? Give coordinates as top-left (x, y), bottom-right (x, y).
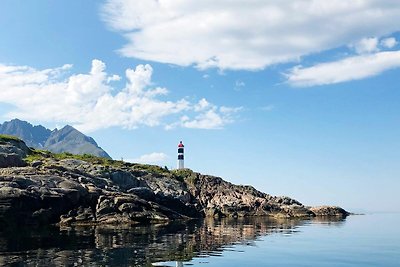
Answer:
top-left (0, 217), bottom-right (346, 266)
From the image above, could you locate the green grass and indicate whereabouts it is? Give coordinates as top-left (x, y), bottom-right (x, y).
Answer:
top-left (24, 149), bottom-right (125, 167)
top-left (24, 150), bottom-right (50, 163)
top-left (171, 168), bottom-right (197, 184)
top-left (0, 134), bottom-right (22, 142)
top-left (132, 164), bottom-right (171, 176)
top-left (24, 148), bottom-right (169, 173)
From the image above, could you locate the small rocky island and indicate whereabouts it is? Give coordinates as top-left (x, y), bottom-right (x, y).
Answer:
top-left (0, 135), bottom-right (349, 227)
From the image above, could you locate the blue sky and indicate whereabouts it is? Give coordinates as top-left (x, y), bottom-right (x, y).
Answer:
top-left (0, 0), bottom-right (399, 212)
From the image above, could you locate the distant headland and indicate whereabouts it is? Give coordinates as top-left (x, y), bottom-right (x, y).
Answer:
top-left (0, 134), bottom-right (349, 227)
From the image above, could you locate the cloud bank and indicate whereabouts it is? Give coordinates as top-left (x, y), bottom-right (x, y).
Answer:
top-left (286, 50), bottom-right (400, 87)
top-left (0, 60), bottom-right (240, 132)
top-left (101, 0), bottom-right (400, 70)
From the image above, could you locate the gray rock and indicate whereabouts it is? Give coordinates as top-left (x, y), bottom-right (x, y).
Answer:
top-left (0, 153), bottom-right (26, 168)
top-left (58, 159), bottom-right (87, 169)
top-left (0, 137), bottom-right (30, 168)
top-left (127, 187), bottom-right (155, 201)
top-left (110, 171), bottom-right (140, 191)
top-left (310, 206), bottom-right (349, 216)
top-left (96, 197), bottom-right (116, 216)
top-left (31, 160), bottom-right (43, 168)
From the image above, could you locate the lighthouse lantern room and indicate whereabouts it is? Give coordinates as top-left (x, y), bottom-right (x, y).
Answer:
top-left (177, 141), bottom-right (184, 169)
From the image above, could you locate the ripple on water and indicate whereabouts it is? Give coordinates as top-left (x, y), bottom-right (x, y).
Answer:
top-left (1, 214), bottom-right (399, 266)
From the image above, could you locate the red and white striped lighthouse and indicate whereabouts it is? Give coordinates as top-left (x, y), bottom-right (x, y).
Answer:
top-left (177, 141), bottom-right (184, 169)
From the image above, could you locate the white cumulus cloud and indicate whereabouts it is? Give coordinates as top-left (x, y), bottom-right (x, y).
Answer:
top-left (353, 37), bottom-right (379, 54)
top-left (101, 0), bottom-right (400, 70)
top-left (130, 152), bottom-right (168, 164)
top-left (381, 37), bottom-right (398, 49)
top-left (286, 50), bottom-right (400, 87)
top-left (166, 100), bottom-right (241, 130)
top-left (0, 60), bottom-right (240, 132)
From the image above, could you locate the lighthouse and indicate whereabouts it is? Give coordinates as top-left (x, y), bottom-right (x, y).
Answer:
top-left (177, 141), bottom-right (184, 169)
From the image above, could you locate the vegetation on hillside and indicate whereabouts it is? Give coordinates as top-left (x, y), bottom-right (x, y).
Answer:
top-left (24, 147), bottom-right (191, 181)
top-left (172, 168), bottom-right (197, 184)
top-left (0, 134), bottom-right (22, 142)
top-left (25, 149), bottom-right (127, 168)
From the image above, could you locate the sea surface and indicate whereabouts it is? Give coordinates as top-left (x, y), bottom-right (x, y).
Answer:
top-left (0, 213), bottom-right (399, 266)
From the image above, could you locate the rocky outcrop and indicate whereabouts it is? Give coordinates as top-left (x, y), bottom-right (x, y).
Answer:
top-left (309, 206), bottom-right (350, 216)
top-left (0, 136), bottom-right (30, 168)
top-left (180, 172), bottom-right (314, 218)
top-left (0, 138), bottom-right (349, 227)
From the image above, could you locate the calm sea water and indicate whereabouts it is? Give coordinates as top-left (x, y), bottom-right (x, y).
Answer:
top-left (0, 213), bottom-right (399, 266)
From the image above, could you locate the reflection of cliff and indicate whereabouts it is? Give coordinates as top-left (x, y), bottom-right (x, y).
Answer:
top-left (0, 217), bottom-right (346, 266)
top-left (311, 216), bottom-right (347, 225)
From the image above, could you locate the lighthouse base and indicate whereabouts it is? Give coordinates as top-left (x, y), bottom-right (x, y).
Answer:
top-left (177, 160), bottom-right (184, 169)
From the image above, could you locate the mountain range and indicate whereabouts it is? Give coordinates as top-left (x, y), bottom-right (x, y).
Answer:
top-left (0, 119), bottom-right (111, 159)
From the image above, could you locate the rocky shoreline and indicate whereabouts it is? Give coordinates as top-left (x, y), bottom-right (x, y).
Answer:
top-left (0, 136), bottom-right (349, 227)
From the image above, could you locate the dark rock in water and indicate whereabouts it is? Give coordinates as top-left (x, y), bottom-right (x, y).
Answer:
top-left (309, 206), bottom-right (350, 216)
top-left (0, 138), bottom-right (349, 227)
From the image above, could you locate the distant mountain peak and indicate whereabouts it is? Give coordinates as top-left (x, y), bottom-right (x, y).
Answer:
top-left (60, 125), bottom-right (74, 130)
top-left (0, 119), bottom-right (111, 159)
top-left (0, 119), bottom-right (50, 148)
